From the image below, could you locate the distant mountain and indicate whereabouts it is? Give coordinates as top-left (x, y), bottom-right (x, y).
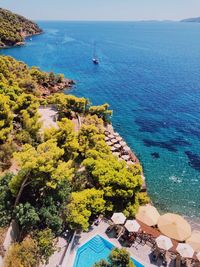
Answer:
top-left (181, 17), bottom-right (200, 23)
top-left (0, 8), bottom-right (42, 48)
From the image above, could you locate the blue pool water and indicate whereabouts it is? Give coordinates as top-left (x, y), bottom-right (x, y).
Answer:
top-left (73, 235), bottom-right (144, 267)
top-left (1, 21), bottom-right (200, 225)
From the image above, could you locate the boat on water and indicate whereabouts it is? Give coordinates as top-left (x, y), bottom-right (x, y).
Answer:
top-left (92, 42), bottom-right (99, 65)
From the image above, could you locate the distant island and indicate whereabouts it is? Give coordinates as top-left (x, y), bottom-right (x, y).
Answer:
top-left (181, 17), bottom-right (200, 23)
top-left (0, 8), bottom-right (42, 48)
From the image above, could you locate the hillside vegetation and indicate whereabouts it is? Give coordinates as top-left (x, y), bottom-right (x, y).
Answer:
top-left (0, 8), bottom-right (42, 48)
top-left (181, 17), bottom-right (200, 23)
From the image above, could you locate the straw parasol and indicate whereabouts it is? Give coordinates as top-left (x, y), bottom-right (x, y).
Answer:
top-left (158, 213), bottom-right (192, 242)
top-left (111, 213), bottom-right (126, 225)
top-left (176, 244), bottom-right (194, 258)
top-left (136, 205), bottom-right (160, 226)
top-left (186, 231), bottom-right (200, 252)
top-left (156, 235), bottom-right (173, 251)
top-left (196, 252), bottom-right (200, 261)
top-left (125, 220), bottom-right (140, 233)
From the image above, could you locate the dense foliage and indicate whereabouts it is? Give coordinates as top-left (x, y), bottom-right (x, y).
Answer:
top-left (0, 8), bottom-right (42, 48)
top-left (0, 55), bottom-right (147, 265)
top-left (94, 248), bottom-right (135, 267)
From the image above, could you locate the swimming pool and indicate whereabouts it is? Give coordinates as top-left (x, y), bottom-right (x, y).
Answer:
top-left (73, 235), bottom-right (145, 267)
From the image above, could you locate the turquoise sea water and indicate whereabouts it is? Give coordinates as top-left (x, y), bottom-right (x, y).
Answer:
top-left (73, 235), bottom-right (144, 267)
top-left (1, 21), bottom-right (200, 225)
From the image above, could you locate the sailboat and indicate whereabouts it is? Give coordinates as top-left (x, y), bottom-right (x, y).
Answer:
top-left (92, 42), bottom-right (99, 65)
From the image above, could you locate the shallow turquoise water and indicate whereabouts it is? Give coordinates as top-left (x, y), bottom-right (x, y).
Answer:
top-left (73, 235), bottom-right (144, 267)
top-left (1, 21), bottom-right (200, 223)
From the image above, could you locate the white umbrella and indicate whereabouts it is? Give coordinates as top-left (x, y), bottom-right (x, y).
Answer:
top-left (111, 138), bottom-right (118, 144)
top-left (116, 136), bottom-right (123, 141)
top-left (156, 235), bottom-right (173, 250)
top-left (176, 244), bottom-right (194, 258)
top-left (106, 141), bottom-right (113, 146)
top-left (114, 132), bottom-right (120, 137)
top-left (124, 220), bottom-right (140, 232)
top-left (108, 134), bottom-right (114, 139)
top-left (196, 252), bottom-right (200, 261)
top-left (111, 212), bottom-right (126, 225)
top-left (123, 146), bottom-right (131, 152)
top-left (114, 144), bottom-right (121, 149)
top-left (120, 141), bottom-right (126, 146)
top-left (121, 155), bottom-right (130, 161)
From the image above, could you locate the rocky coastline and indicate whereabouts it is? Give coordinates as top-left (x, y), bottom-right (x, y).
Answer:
top-left (39, 78), bottom-right (75, 97)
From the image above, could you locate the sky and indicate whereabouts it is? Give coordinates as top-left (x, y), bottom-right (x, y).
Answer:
top-left (0, 0), bottom-right (200, 21)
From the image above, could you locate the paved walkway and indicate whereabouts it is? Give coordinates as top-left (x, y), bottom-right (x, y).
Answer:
top-left (64, 221), bottom-right (157, 267)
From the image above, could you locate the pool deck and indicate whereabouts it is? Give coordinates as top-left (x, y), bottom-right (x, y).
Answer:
top-left (63, 221), bottom-right (158, 267)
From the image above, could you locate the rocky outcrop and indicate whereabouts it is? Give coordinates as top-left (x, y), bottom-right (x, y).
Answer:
top-left (0, 8), bottom-right (42, 48)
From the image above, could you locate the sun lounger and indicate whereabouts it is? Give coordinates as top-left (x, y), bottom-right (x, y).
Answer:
top-left (106, 224), bottom-right (114, 233)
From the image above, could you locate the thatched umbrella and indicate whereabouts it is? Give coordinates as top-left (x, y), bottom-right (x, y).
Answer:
top-left (111, 213), bottom-right (126, 225)
top-left (158, 213), bottom-right (191, 242)
top-left (136, 205), bottom-right (160, 226)
top-left (176, 244), bottom-right (194, 258)
top-left (156, 235), bottom-right (173, 251)
top-left (186, 231), bottom-right (200, 252)
top-left (125, 220), bottom-right (140, 233)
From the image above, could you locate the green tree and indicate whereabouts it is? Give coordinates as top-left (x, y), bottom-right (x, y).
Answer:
top-left (65, 188), bottom-right (105, 231)
top-left (14, 202), bottom-right (40, 233)
top-left (44, 118), bottom-right (79, 160)
top-left (109, 248), bottom-right (135, 267)
top-left (94, 248), bottom-right (135, 267)
top-left (35, 228), bottom-right (55, 265)
top-left (9, 140), bottom-right (74, 207)
top-left (0, 94), bottom-right (13, 143)
top-left (89, 103), bottom-right (112, 123)
top-left (0, 173), bottom-right (14, 227)
top-left (4, 237), bottom-right (39, 267)
top-left (83, 150), bottom-right (142, 214)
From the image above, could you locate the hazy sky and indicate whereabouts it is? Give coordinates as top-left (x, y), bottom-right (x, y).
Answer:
top-left (0, 0), bottom-right (200, 21)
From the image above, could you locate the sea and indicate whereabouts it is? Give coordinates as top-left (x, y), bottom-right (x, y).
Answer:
top-left (1, 21), bottom-right (200, 228)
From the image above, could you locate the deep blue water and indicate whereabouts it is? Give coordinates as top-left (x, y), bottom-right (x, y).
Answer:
top-left (2, 21), bottom-right (200, 224)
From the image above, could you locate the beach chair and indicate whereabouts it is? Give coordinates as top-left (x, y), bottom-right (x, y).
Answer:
top-left (106, 224), bottom-right (114, 234)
